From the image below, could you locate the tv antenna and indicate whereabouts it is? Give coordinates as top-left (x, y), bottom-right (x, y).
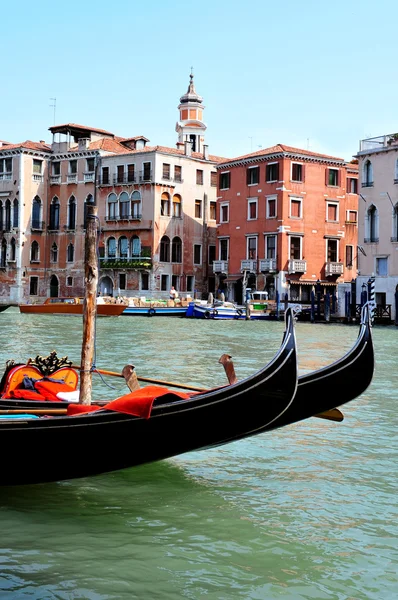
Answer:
top-left (50, 98), bottom-right (56, 125)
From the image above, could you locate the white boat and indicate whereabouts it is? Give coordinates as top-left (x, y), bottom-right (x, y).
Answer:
top-left (186, 300), bottom-right (269, 320)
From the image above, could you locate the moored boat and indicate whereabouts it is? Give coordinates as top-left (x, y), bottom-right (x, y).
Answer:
top-left (122, 305), bottom-right (187, 317)
top-left (19, 297), bottom-right (127, 317)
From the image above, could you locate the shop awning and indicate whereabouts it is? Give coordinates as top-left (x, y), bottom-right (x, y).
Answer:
top-left (224, 275), bottom-right (243, 283)
top-left (287, 279), bottom-right (337, 286)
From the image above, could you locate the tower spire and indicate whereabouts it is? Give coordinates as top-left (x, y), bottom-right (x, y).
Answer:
top-left (176, 71), bottom-right (206, 154)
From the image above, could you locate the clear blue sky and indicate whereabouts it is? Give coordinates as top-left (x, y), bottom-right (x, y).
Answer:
top-left (1, 0), bottom-right (397, 162)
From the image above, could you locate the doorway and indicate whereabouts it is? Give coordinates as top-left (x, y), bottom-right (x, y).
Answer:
top-left (50, 275), bottom-right (59, 298)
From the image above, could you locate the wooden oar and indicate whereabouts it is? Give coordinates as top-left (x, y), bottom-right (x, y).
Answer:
top-left (0, 409), bottom-right (68, 415)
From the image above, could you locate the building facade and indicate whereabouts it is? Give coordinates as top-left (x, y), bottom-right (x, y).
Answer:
top-left (214, 145), bottom-right (359, 306)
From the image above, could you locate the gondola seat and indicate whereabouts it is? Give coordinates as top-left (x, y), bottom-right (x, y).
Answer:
top-left (1, 364), bottom-right (79, 400)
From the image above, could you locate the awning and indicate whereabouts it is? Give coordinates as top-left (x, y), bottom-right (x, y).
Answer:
top-left (287, 279), bottom-right (337, 286)
top-left (224, 275), bottom-right (243, 283)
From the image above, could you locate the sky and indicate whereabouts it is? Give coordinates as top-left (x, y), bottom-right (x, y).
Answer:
top-left (1, 0), bottom-right (397, 162)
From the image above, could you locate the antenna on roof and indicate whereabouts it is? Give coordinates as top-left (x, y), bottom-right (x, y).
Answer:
top-left (50, 98), bottom-right (56, 125)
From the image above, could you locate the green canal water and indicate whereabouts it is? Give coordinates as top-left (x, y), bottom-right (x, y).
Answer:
top-left (0, 308), bottom-right (397, 599)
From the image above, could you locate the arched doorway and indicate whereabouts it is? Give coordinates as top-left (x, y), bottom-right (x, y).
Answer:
top-left (50, 274), bottom-right (59, 297)
top-left (99, 276), bottom-right (113, 296)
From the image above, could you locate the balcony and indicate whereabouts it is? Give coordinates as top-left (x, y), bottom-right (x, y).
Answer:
top-left (32, 174), bottom-right (43, 182)
top-left (259, 258), bottom-right (277, 272)
top-left (105, 213), bottom-right (142, 222)
top-left (67, 174), bottom-right (77, 184)
top-left (139, 170), bottom-right (152, 183)
top-left (361, 181), bottom-right (374, 188)
top-left (113, 174), bottom-right (136, 185)
top-left (364, 237), bottom-right (379, 243)
top-left (100, 256), bottom-right (152, 270)
top-left (84, 171), bottom-right (95, 183)
top-left (31, 220), bottom-right (45, 232)
top-left (213, 260), bottom-right (228, 274)
top-left (0, 173), bottom-right (12, 181)
top-left (241, 259), bottom-right (257, 273)
top-left (50, 175), bottom-right (61, 185)
top-left (288, 259), bottom-right (306, 274)
top-left (325, 262), bottom-right (344, 277)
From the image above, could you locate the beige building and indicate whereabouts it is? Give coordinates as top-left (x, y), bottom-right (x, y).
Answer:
top-left (356, 132), bottom-right (398, 320)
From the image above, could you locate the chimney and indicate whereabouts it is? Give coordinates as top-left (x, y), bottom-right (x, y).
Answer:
top-left (39, 140), bottom-right (46, 144)
top-left (184, 140), bottom-right (192, 156)
top-left (203, 145), bottom-right (209, 160)
top-left (78, 138), bottom-right (90, 151)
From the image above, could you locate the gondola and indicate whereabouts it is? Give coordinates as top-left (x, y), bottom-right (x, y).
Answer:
top-left (0, 307), bottom-right (298, 486)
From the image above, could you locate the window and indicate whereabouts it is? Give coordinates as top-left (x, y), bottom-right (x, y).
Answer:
top-left (290, 236), bottom-right (301, 259)
top-left (172, 194), bottom-right (181, 218)
top-left (393, 204), bottom-right (398, 240)
top-left (346, 210), bottom-right (357, 224)
top-left (220, 203), bottom-right (229, 223)
top-left (127, 164), bottom-right (135, 183)
top-left (327, 239), bottom-right (338, 263)
top-left (376, 257), bottom-right (388, 276)
top-left (0, 157), bottom-right (12, 177)
top-left (52, 162), bottom-right (60, 176)
top-left (66, 276), bottom-right (73, 287)
top-left (107, 193), bottom-right (117, 219)
top-left (29, 276), bottom-right (39, 295)
top-left (363, 160), bottom-right (373, 186)
top-left (32, 196), bottom-right (42, 229)
top-left (142, 162), bottom-right (151, 181)
top-left (266, 163), bottom-right (279, 182)
top-left (10, 238), bottom-right (16, 261)
top-left (174, 165), bottom-right (182, 182)
top-left (195, 199), bottom-right (202, 218)
top-left (290, 197), bottom-right (302, 218)
top-left (0, 201), bottom-right (2, 230)
top-left (266, 235), bottom-right (276, 259)
top-left (160, 236), bottom-right (170, 262)
top-left (119, 274), bottom-right (126, 290)
top-left (107, 237), bottom-right (116, 258)
top-left (196, 169), bottom-right (203, 185)
top-left (33, 159), bottom-right (42, 174)
top-left (366, 205), bottom-right (378, 242)
top-left (291, 163), bottom-right (303, 182)
top-left (219, 239), bottom-right (228, 261)
top-left (347, 178), bottom-right (358, 194)
top-left (31, 241), bottom-right (40, 262)
top-left (141, 272), bottom-right (149, 290)
top-left (346, 245), bottom-right (353, 267)
top-left (131, 191), bottom-right (141, 218)
top-left (219, 172), bottom-right (230, 189)
top-left (0, 239), bottom-right (6, 267)
top-left (117, 165), bottom-right (124, 183)
top-left (208, 245), bottom-right (216, 264)
top-left (161, 192), bottom-right (170, 216)
top-left (84, 194), bottom-right (94, 228)
top-left (13, 199), bottom-right (19, 228)
top-left (327, 168), bottom-right (339, 187)
top-left (69, 160), bottom-right (77, 174)
top-left (186, 276), bottom-right (194, 292)
top-left (131, 235), bottom-right (141, 256)
top-left (161, 274), bottom-right (169, 291)
top-left (327, 202), bottom-right (338, 222)
top-left (49, 197), bottom-right (60, 230)
top-left (172, 237), bottom-right (182, 263)
top-left (247, 237), bottom-right (257, 259)
top-left (67, 243), bottom-right (74, 262)
top-left (119, 236), bottom-right (128, 258)
top-left (247, 166), bottom-right (259, 185)
top-left (50, 243), bottom-right (58, 263)
top-left (4, 199), bottom-right (11, 230)
top-left (68, 196), bottom-right (76, 229)
top-left (247, 199), bottom-right (258, 220)
top-left (171, 275), bottom-right (179, 291)
top-left (119, 192), bottom-right (130, 218)
top-left (102, 166), bottom-right (109, 184)
top-left (210, 172), bottom-right (217, 187)
top-left (194, 244), bottom-right (202, 265)
top-left (210, 201), bottom-right (216, 220)
top-left (267, 196), bottom-right (277, 218)
top-left (162, 163), bottom-right (171, 180)
top-left (86, 157), bottom-right (95, 172)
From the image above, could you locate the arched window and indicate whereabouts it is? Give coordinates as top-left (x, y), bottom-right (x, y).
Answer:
top-left (50, 242), bottom-right (58, 263)
top-left (107, 193), bottom-right (117, 219)
top-left (107, 237), bottom-right (116, 258)
top-left (0, 239), bottom-right (6, 267)
top-left (4, 200), bottom-right (11, 231)
top-left (172, 194), bottom-right (182, 218)
top-left (366, 205), bottom-right (378, 243)
top-left (172, 236), bottom-right (182, 263)
top-left (131, 191), bottom-right (141, 219)
top-left (395, 159), bottom-right (398, 182)
top-left (363, 160), bottom-right (373, 186)
top-left (0, 201), bottom-right (3, 230)
top-left (119, 236), bottom-right (128, 258)
top-left (32, 196), bottom-right (42, 229)
top-left (161, 192), bottom-right (170, 216)
top-left (393, 204), bottom-right (398, 241)
top-left (67, 243), bottom-right (74, 262)
top-left (131, 235), bottom-right (141, 256)
top-left (10, 238), bottom-right (16, 261)
top-left (49, 197), bottom-right (60, 230)
top-left (68, 196), bottom-right (76, 230)
top-left (119, 192), bottom-right (130, 219)
top-left (84, 194), bottom-right (94, 228)
top-left (160, 235), bottom-right (170, 262)
top-left (13, 199), bottom-right (19, 228)
top-left (31, 240), bottom-right (40, 262)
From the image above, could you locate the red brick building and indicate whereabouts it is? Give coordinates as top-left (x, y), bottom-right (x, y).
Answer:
top-left (215, 145), bottom-right (359, 304)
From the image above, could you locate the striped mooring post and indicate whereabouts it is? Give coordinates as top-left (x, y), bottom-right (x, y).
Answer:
top-left (367, 277), bottom-right (376, 323)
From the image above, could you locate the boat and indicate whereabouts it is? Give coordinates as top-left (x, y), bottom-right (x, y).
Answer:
top-left (122, 305), bottom-right (187, 317)
top-left (0, 307), bottom-right (298, 486)
top-left (186, 300), bottom-right (269, 320)
top-left (0, 304), bottom-right (11, 313)
top-left (19, 297), bottom-right (127, 317)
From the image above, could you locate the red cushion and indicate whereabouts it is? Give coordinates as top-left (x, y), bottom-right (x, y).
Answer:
top-left (67, 404), bottom-right (102, 416)
top-left (104, 385), bottom-right (190, 419)
top-left (34, 380), bottom-right (75, 401)
top-left (6, 389), bottom-right (48, 401)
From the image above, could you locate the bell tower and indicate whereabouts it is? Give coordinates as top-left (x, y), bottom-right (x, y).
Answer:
top-left (176, 70), bottom-right (206, 153)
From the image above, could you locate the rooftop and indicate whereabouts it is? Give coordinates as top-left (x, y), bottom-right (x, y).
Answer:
top-left (358, 133), bottom-right (398, 154)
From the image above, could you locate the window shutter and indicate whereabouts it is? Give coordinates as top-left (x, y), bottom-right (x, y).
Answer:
top-left (275, 163), bottom-right (279, 181)
top-left (325, 168), bottom-right (329, 185)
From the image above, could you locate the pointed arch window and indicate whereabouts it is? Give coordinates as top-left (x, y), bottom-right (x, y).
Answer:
top-left (32, 196), bottom-right (42, 229)
top-left (49, 197), bottom-right (60, 230)
top-left (131, 235), bottom-right (141, 256)
top-left (119, 236), bottom-right (128, 258)
top-left (161, 192), bottom-right (170, 216)
top-left (84, 194), bottom-right (94, 228)
top-left (363, 160), bottom-right (373, 187)
top-left (172, 236), bottom-right (182, 263)
top-left (50, 243), bottom-right (58, 263)
top-left (13, 199), bottom-right (19, 228)
top-left (393, 204), bottom-right (398, 242)
top-left (365, 205), bottom-right (379, 243)
top-left (0, 239), bottom-right (6, 267)
top-left (119, 192), bottom-right (130, 219)
top-left (107, 193), bottom-right (117, 220)
top-left (160, 235), bottom-right (170, 262)
top-left (131, 191), bottom-right (141, 219)
top-left (172, 194), bottom-right (182, 218)
top-left (68, 196), bottom-right (76, 230)
top-left (107, 237), bottom-right (116, 258)
top-left (4, 200), bottom-right (11, 231)
top-left (10, 238), bottom-right (16, 261)
top-left (0, 201), bottom-right (3, 230)
top-left (31, 240), bottom-right (40, 262)
top-left (67, 243), bottom-right (74, 262)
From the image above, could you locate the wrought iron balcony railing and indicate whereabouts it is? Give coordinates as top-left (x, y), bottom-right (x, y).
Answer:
top-left (113, 174), bottom-right (136, 185)
top-left (361, 181), bottom-right (374, 188)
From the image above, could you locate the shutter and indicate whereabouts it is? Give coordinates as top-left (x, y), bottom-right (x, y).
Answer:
top-left (275, 163), bottom-right (279, 181)
top-left (325, 168), bottom-right (329, 186)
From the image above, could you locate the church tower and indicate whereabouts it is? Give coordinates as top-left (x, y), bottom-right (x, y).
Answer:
top-left (176, 71), bottom-right (206, 153)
